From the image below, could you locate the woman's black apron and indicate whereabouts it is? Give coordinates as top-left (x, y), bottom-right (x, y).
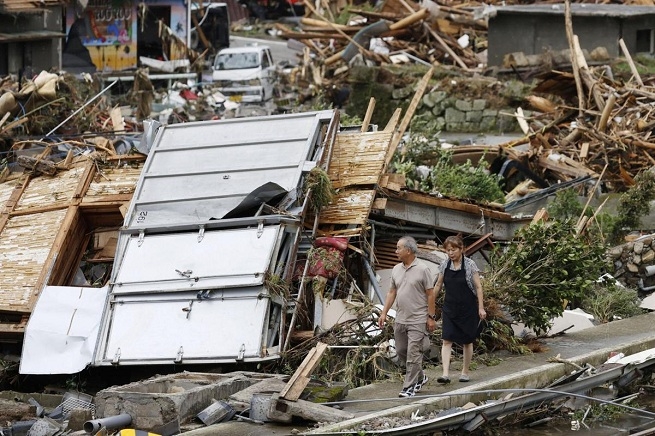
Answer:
top-left (442, 258), bottom-right (480, 344)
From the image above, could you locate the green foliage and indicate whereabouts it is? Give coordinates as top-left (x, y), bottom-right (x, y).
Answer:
top-left (486, 220), bottom-right (608, 335)
top-left (581, 279), bottom-right (644, 323)
top-left (547, 189), bottom-right (586, 221)
top-left (340, 112), bottom-right (363, 126)
top-left (611, 168), bottom-right (655, 243)
top-left (428, 154), bottom-right (505, 203)
top-left (390, 138), bottom-right (505, 203)
top-left (477, 319), bottom-right (531, 355)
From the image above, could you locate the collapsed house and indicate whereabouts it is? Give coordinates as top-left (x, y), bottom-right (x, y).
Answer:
top-left (6, 70), bottom-right (532, 374)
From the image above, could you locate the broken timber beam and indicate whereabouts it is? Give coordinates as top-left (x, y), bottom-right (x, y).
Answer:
top-left (279, 342), bottom-right (328, 401)
top-left (17, 155), bottom-right (56, 176)
top-left (269, 393), bottom-right (355, 423)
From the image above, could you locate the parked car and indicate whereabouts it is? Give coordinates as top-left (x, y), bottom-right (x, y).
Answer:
top-left (212, 45), bottom-right (275, 103)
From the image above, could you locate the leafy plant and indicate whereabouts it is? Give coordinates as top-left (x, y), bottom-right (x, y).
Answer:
top-left (427, 155), bottom-right (505, 203)
top-left (485, 220), bottom-right (608, 335)
top-left (390, 139), bottom-right (505, 203)
top-left (581, 279), bottom-right (643, 323)
top-left (610, 168), bottom-right (655, 243)
top-left (547, 188), bottom-right (586, 221)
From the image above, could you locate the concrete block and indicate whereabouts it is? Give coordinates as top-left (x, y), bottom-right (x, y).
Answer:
top-left (94, 372), bottom-right (251, 431)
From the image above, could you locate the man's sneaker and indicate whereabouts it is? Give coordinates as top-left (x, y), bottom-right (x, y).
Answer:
top-left (414, 374), bottom-right (429, 392)
top-left (398, 385), bottom-right (415, 398)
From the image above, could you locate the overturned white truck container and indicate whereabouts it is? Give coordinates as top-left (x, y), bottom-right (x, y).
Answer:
top-left (21, 110), bottom-right (338, 373)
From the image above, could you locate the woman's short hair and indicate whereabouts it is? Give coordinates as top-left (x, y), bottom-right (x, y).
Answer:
top-left (443, 235), bottom-right (464, 250)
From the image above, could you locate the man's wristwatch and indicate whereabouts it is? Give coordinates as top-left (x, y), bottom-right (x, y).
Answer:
top-left (428, 314), bottom-right (437, 320)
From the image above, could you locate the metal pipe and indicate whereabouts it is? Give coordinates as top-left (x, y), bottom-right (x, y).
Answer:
top-left (320, 388), bottom-right (655, 418)
top-left (44, 79), bottom-right (118, 138)
top-left (362, 256), bottom-right (384, 303)
top-left (84, 413), bottom-right (132, 433)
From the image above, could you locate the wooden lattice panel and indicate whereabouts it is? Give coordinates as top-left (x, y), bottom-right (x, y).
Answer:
top-left (85, 165), bottom-right (142, 199)
top-left (14, 166), bottom-right (85, 212)
top-left (328, 131), bottom-right (393, 189)
top-left (0, 179), bottom-right (21, 214)
top-left (318, 189), bottom-right (375, 225)
top-left (0, 209), bottom-right (66, 311)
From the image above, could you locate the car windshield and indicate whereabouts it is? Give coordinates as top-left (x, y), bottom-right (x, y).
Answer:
top-left (214, 52), bottom-right (260, 70)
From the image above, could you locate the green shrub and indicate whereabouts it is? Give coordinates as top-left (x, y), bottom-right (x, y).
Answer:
top-left (610, 168), bottom-right (655, 243)
top-left (390, 140), bottom-right (505, 203)
top-left (547, 188), bottom-right (586, 221)
top-left (485, 220), bottom-right (608, 335)
top-left (582, 279), bottom-right (644, 323)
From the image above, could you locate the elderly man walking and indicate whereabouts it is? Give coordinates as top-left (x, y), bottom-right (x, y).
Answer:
top-left (378, 236), bottom-right (436, 397)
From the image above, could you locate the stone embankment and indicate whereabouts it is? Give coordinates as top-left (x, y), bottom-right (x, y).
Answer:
top-left (609, 234), bottom-right (655, 290)
top-left (418, 91), bottom-right (520, 133)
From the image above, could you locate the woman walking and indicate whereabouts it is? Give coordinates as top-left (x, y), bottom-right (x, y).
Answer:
top-left (434, 235), bottom-right (486, 383)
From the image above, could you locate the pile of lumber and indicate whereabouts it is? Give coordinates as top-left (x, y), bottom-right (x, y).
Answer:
top-left (496, 1), bottom-right (655, 193)
top-left (275, 0), bottom-right (486, 72)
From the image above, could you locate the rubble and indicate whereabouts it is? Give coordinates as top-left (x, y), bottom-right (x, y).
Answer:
top-left (3, 0), bottom-right (655, 433)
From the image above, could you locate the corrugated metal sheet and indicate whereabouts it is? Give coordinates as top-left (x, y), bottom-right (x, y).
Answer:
top-left (112, 226), bottom-right (282, 294)
top-left (100, 288), bottom-right (270, 364)
top-left (126, 111), bottom-right (334, 228)
top-left (90, 111), bottom-right (337, 366)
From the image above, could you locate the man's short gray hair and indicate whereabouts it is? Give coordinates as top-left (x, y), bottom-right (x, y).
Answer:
top-left (398, 236), bottom-right (418, 254)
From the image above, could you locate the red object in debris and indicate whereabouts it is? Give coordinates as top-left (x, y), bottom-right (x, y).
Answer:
top-left (314, 236), bottom-right (348, 251)
top-left (308, 247), bottom-right (344, 279)
top-left (179, 89), bottom-right (198, 101)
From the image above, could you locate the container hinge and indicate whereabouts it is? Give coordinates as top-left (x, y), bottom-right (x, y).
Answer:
top-left (175, 346), bottom-right (184, 364)
top-left (182, 300), bottom-right (194, 319)
top-left (112, 348), bottom-right (121, 365)
top-left (257, 221), bottom-right (264, 238)
top-left (197, 225), bottom-right (205, 243)
top-left (137, 230), bottom-right (145, 247)
top-left (236, 343), bottom-right (246, 361)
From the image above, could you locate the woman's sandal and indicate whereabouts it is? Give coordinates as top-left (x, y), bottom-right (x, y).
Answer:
top-left (437, 376), bottom-right (451, 384)
top-left (459, 374), bottom-right (470, 382)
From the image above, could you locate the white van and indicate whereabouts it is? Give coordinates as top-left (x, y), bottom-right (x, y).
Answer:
top-left (211, 45), bottom-right (275, 103)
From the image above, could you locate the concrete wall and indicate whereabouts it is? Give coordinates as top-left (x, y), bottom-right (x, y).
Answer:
top-left (488, 11), bottom-right (655, 66)
top-left (0, 7), bottom-right (63, 75)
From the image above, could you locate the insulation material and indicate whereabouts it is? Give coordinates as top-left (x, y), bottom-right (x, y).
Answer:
top-left (318, 189), bottom-right (376, 225)
top-left (85, 165), bottom-right (142, 199)
top-left (0, 209), bottom-right (67, 311)
top-left (13, 166), bottom-right (85, 212)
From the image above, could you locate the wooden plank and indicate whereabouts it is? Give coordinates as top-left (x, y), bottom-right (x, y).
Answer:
top-left (532, 208), bottom-right (549, 224)
top-left (280, 342), bottom-right (329, 401)
top-left (383, 108), bottom-right (402, 132)
top-left (385, 67), bottom-right (434, 167)
top-left (372, 198), bottom-right (387, 210)
top-left (385, 190), bottom-right (513, 220)
top-left (361, 97), bottom-right (376, 133)
top-left (74, 161), bottom-right (96, 199)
